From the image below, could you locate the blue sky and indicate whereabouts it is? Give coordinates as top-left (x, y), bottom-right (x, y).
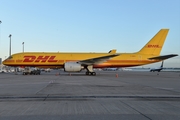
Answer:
top-left (0, 0), bottom-right (180, 67)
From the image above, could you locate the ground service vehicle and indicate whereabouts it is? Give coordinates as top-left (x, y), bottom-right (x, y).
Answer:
top-left (22, 67), bottom-right (41, 75)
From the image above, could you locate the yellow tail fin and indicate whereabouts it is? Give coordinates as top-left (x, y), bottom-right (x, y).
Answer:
top-left (138, 29), bottom-right (169, 55)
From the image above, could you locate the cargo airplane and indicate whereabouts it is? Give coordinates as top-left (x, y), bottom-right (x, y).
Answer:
top-left (2, 29), bottom-right (178, 75)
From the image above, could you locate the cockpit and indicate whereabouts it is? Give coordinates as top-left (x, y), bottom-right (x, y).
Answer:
top-left (2, 56), bottom-right (13, 65)
top-left (6, 56), bottom-right (13, 59)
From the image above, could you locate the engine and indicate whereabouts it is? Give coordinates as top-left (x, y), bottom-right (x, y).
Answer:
top-left (64, 62), bottom-right (82, 72)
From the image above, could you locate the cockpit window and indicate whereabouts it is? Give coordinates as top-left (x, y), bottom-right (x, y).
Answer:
top-left (7, 56), bottom-right (13, 59)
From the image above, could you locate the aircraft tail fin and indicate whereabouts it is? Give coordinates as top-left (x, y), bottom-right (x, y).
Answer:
top-left (161, 61), bottom-right (164, 68)
top-left (137, 29), bottom-right (169, 55)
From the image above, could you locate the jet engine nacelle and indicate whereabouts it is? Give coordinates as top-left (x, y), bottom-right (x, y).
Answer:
top-left (64, 62), bottom-right (82, 72)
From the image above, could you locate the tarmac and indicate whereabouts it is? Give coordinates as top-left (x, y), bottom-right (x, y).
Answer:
top-left (0, 70), bottom-right (180, 120)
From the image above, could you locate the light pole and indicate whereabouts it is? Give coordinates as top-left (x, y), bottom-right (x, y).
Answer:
top-left (22, 42), bottom-right (24, 52)
top-left (9, 34), bottom-right (12, 56)
top-left (0, 20), bottom-right (1, 48)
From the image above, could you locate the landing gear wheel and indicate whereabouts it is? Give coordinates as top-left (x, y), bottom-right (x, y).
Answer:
top-left (86, 72), bottom-right (90, 75)
top-left (91, 72), bottom-right (96, 76)
top-left (85, 72), bottom-right (96, 76)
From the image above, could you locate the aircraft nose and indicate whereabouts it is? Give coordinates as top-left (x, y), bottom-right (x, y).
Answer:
top-left (2, 56), bottom-right (13, 65)
top-left (2, 59), bottom-right (7, 65)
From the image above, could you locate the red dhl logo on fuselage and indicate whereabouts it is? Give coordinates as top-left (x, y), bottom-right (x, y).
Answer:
top-left (23, 56), bottom-right (58, 62)
top-left (147, 45), bottom-right (161, 48)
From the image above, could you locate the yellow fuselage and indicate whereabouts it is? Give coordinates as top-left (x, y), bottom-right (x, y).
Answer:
top-left (3, 52), bottom-right (159, 68)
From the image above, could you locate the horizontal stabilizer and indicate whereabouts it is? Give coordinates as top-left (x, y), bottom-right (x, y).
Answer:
top-left (148, 54), bottom-right (178, 60)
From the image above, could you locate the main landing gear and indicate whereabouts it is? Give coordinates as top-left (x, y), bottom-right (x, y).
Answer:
top-left (86, 71), bottom-right (96, 76)
top-left (85, 65), bottom-right (96, 76)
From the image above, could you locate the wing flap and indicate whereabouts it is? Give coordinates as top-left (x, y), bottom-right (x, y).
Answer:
top-left (78, 54), bottom-right (119, 65)
top-left (148, 54), bottom-right (178, 60)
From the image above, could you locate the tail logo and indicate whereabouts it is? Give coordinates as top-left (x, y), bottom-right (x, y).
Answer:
top-left (147, 45), bottom-right (161, 48)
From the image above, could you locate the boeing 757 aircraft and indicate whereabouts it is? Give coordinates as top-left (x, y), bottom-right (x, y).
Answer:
top-left (3, 29), bottom-right (178, 75)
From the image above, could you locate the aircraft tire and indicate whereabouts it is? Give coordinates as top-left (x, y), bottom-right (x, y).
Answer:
top-left (86, 72), bottom-right (96, 76)
top-left (91, 72), bottom-right (96, 76)
top-left (86, 72), bottom-right (89, 75)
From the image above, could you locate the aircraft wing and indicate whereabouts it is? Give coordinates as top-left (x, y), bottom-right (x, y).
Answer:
top-left (77, 54), bottom-right (119, 66)
top-left (148, 54), bottom-right (178, 60)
